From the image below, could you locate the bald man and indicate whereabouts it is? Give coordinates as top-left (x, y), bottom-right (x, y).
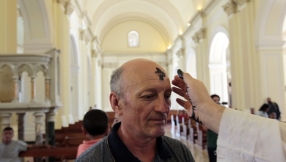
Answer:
top-left (76, 59), bottom-right (194, 162)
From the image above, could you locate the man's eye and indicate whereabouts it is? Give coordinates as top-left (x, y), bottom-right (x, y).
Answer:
top-left (165, 94), bottom-right (171, 99)
top-left (144, 95), bottom-right (154, 99)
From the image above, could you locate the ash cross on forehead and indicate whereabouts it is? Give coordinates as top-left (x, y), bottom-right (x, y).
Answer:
top-left (155, 67), bottom-right (165, 80)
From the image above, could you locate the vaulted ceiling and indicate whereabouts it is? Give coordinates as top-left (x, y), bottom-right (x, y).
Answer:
top-left (79, 0), bottom-right (212, 44)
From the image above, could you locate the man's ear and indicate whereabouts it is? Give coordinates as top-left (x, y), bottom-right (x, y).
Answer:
top-left (110, 92), bottom-right (123, 116)
top-left (82, 126), bottom-right (87, 136)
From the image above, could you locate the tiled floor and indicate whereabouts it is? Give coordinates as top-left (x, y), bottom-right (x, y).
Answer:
top-left (164, 124), bottom-right (209, 162)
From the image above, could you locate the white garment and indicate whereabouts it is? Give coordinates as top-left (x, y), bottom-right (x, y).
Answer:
top-left (256, 111), bottom-right (269, 118)
top-left (0, 140), bottom-right (27, 162)
top-left (217, 108), bottom-right (286, 162)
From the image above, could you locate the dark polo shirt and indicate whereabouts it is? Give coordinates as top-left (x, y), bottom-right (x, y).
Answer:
top-left (76, 122), bottom-right (194, 162)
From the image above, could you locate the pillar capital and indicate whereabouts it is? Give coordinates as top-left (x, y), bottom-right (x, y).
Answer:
top-left (192, 28), bottom-right (206, 44)
top-left (223, 1), bottom-right (237, 16)
top-left (46, 109), bottom-right (57, 122)
top-left (57, 0), bottom-right (74, 16)
top-left (223, 0), bottom-right (251, 17)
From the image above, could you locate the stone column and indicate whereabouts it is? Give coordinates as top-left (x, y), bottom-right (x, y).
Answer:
top-left (16, 113), bottom-right (26, 140)
top-left (0, 0), bottom-right (17, 53)
top-left (94, 51), bottom-right (103, 110)
top-left (0, 113), bottom-right (12, 128)
top-left (45, 77), bottom-right (51, 103)
top-left (46, 109), bottom-right (57, 162)
top-left (30, 77), bottom-right (36, 103)
top-left (223, 0), bottom-right (261, 110)
top-left (12, 76), bottom-right (19, 102)
top-left (33, 112), bottom-right (45, 143)
top-left (192, 28), bottom-right (210, 91)
top-left (45, 110), bottom-right (56, 145)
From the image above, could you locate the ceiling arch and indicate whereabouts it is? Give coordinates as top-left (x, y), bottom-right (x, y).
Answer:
top-left (81, 0), bottom-right (211, 44)
top-left (99, 13), bottom-right (172, 46)
top-left (90, 0), bottom-right (181, 42)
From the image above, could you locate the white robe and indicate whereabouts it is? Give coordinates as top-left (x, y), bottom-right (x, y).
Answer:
top-left (217, 108), bottom-right (286, 162)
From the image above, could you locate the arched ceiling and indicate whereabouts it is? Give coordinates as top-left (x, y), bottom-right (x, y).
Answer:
top-left (80, 0), bottom-right (212, 44)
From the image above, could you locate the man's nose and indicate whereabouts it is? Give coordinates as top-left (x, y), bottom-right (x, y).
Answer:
top-left (154, 95), bottom-right (170, 113)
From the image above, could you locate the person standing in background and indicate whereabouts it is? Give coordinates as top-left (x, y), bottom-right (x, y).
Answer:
top-left (267, 97), bottom-right (281, 120)
top-left (206, 94), bottom-right (220, 162)
top-left (256, 104), bottom-right (269, 118)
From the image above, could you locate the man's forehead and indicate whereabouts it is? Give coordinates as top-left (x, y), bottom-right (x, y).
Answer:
top-left (4, 130), bottom-right (13, 133)
top-left (123, 73), bottom-right (171, 92)
top-left (126, 67), bottom-right (168, 82)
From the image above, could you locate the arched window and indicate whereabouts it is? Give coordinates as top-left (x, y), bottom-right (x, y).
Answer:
top-left (128, 30), bottom-right (139, 47)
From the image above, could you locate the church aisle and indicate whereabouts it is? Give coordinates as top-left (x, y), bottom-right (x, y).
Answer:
top-left (164, 124), bottom-right (209, 162)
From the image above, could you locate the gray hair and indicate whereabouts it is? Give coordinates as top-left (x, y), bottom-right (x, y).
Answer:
top-left (110, 67), bottom-right (124, 97)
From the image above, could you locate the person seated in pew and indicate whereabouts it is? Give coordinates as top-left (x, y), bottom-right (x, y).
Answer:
top-left (0, 127), bottom-right (51, 162)
top-left (269, 112), bottom-right (276, 119)
top-left (0, 127), bottom-right (27, 162)
top-left (172, 70), bottom-right (286, 161)
top-left (76, 109), bottom-right (109, 157)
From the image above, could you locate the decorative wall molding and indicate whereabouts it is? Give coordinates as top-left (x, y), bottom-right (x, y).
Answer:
top-left (223, 1), bottom-right (237, 16)
top-left (57, 0), bottom-right (74, 16)
top-left (91, 49), bottom-right (102, 58)
top-left (80, 28), bottom-right (94, 44)
top-left (65, 1), bottom-right (74, 16)
top-left (233, 0), bottom-right (251, 7)
top-left (192, 28), bottom-right (206, 44)
top-left (223, 0), bottom-right (251, 16)
top-left (176, 50), bottom-right (183, 59)
top-left (103, 52), bottom-right (166, 57)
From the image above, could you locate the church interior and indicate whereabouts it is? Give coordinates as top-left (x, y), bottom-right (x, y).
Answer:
top-left (0, 0), bottom-right (286, 161)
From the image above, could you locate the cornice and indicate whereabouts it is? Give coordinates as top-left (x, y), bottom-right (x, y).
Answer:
top-left (233, 0), bottom-right (251, 6)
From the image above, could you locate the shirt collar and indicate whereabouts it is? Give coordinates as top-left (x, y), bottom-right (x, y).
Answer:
top-left (108, 122), bottom-right (173, 162)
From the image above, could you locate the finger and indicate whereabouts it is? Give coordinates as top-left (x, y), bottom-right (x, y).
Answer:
top-left (172, 87), bottom-right (188, 99)
top-left (172, 76), bottom-right (187, 89)
top-left (176, 98), bottom-right (192, 111)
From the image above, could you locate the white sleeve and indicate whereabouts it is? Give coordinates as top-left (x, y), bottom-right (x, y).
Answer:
top-left (217, 108), bottom-right (286, 162)
top-left (17, 140), bottom-right (27, 151)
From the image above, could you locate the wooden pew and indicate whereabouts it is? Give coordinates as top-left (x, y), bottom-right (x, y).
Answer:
top-left (170, 115), bottom-right (175, 133)
top-left (175, 115), bottom-right (182, 136)
top-left (187, 119), bottom-right (197, 144)
top-left (64, 136), bottom-right (88, 147)
top-left (196, 123), bottom-right (207, 149)
top-left (167, 110), bottom-right (177, 123)
top-left (44, 132), bottom-right (85, 146)
top-left (181, 117), bottom-right (189, 139)
top-left (19, 146), bottom-right (78, 161)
